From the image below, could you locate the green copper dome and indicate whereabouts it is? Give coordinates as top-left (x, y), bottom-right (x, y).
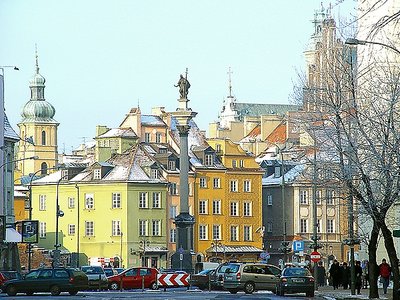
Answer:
top-left (20, 52), bottom-right (57, 123)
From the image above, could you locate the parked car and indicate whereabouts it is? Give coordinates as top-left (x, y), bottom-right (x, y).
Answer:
top-left (275, 266), bottom-right (315, 297)
top-left (107, 267), bottom-right (158, 290)
top-left (209, 262), bottom-right (238, 290)
top-left (103, 268), bottom-right (118, 278)
top-left (115, 268), bottom-right (125, 274)
top-left (1, 267), bottom-right (88, 296)
top-left (190, 269), bottom-right (215, 290)
top-left (0, 271), bottom-right (21, 290)
top-left (80, 266), bottom-right (108, 290)
top-left (223, 263), bottom-right (281, 294)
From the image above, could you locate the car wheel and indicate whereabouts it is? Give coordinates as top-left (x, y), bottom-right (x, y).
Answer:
top-left (26, 291), bottom-right (34, 296)
top-left (150, 282), bottom-right (158, 290)
top-left (109, 282), bottom-right (120, 290)
top-left (69, 290), bottom-right (78, 295)
top-left (244, 282), bottom-right (255, 294)
top-left (50, 285), bottom-right (61, 296)
top-left (6, 285), bottom-right (17, 296)
top-left (227, 288), bottom-right (238, 294)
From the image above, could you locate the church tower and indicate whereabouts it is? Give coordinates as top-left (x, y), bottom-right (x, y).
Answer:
top-left (17, 51), bottom-right (59, 176)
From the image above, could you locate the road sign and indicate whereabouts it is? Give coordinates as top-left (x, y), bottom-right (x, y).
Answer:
top-left (157, 273), bottom-right (190, 287)
top-left (260, 251), bottom-right (270, 260)
top-left (179, 254), bottom-right (183, 261)
top-left (310, 251), bottom-right (321, 263)
top-left (393, 229), bottom-right (400, 237)
top-left (293, 240), bottom-right (304, 252)
top-left (178, 247), bottom-right (184, 254)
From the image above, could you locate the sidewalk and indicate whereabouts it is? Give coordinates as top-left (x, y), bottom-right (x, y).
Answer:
top-left (316, 286), bottom-right (394, 300)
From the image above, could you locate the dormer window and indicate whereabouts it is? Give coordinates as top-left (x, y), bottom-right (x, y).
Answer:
top-left (156, 132), bottom-right (162, 143)
top-left (61, 169), bottom-right (68, 180)
top-left (159, 148), bottom-right (167, 154)
top-left (151, 169), bottom-right (159, 179)
top-left (93, 169), bottom-right (101, 180)
top-left (204, 154), bottom-right (213, 166)
top-left (168, 160), bottom-right (175, 171)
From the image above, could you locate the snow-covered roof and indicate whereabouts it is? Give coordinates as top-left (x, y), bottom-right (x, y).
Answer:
top-left (141, 115), bottom-right (166, 127)
top-left (262, 164), bottom-right (305, 185)
top-left (97, 128), bottom-right (137, 139)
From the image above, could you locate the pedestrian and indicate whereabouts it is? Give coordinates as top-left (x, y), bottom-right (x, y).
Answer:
top-left (340, 262), bottom-right (351, 289)
top-left (378, 258), bottom-right (391, 294)
top-left (355, 261), bottom-right (363, 294)
top-left (317, 261), bottom-right (326, 287)
top-left (361, 260), bottom-right (369, 289)
top-left (329, 260), bottom-right (341, 290)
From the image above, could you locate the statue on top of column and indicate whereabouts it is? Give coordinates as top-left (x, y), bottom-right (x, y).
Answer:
top-left (175, 71), bottom-right (190, 99)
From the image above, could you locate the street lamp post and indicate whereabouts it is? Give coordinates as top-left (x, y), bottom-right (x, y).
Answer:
top-left (140, 239), bottom-right (150, 267)
top-left (345, 38), bottom-right (400, 55)
top-left (53, 175), bottom-right (65, 267)
top-left (211, 239), bottom-right (223, 262)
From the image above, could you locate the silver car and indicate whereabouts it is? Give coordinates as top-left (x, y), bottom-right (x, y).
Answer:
top-left (223, 263), bottom-right (281, 294)
top-left (80, 266), bottom-right (108, 290)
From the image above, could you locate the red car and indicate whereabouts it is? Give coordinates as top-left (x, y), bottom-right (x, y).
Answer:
top-left (107, 267), bottom-right (158, 290)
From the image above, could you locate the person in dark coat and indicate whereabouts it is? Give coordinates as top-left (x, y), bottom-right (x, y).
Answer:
top-left (329, 260), bottom-right (341, 289)
top-left (317, 261), bottom-right (326, 286)
top-left (355, 260), bottom-right (363, 294)
top-left (340, 262), bottom-right (351, 289)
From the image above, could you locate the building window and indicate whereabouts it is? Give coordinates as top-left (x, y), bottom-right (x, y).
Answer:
top-left (61, 169), bottom-right (68, 180)
top-left (170, 228), bottom-right (176, 243)
top-left (93, 169), bottom-right (101, 180)
top-left (40, 162), bottom-right (48, 175)
top-left (299, 190), bottom-right (308, 205)
top-left (152, 220), bottom-right (161, 236)
top-left (212, 200), bottom-right (221, 215)
top-left (316, 190), bottom-right (322, 205)
top-left (112, 220), bottom-right (121, 236)
top-left (170, 206), bottom-right (177, 219)
top-left (327, 190), bottom-right (335, 205)
top-left (168, 160), bottom-right (175, 171)
top-left (39, 195), bottom-right (46, 211)
top-left (151, 169), bottom-right (159, 179)
top-left (232, 160), bottom-right (237, 168)
top-left (170, 183), bottom-right (178, 195)
top-left (267, 222), bottom-right (273, 233)
top-left (267, 195), bottom-right (273, 206)
top-left (243, 202), bottom-right (252, 216)
top-left (240, 160), bottom-right (244, 168)
top-left (213, 178), bottom-right (220, 189)
top-left (139, 192), bottom-right (148, 208)
top-left (230, 180), bottom-right (238, 192)
top-left (68, 197), bottom-right (75, 209)
top-left (112, 193), bottom-right (121, 208)
top-left (199, 177), bottom-right (207, 188)
top-left (85, 194), bottom-right (94, 209)
top-left (39, 222), bottom-right (46, 238)
top-left (68, 224), bottom-right (75, 236)
top-left (155, 132), bottom-right (162, 143)
top-left (327, 219), bottom-right (335, 233)
top-left (215, 144), bottom-right (221, 152)
top-left (41, 130), bottom-right (46, 145)
top-left (244, 225), bottom-right (252, 241)
top-left (199, 200), bottom-right (208, 214)
top-left (230, 201), bottom-right (238, 216)
top-left (199, 225), bottom-right (208, 240)
top-left (85, 221), bottom-right (94, 236)
top-left (300, 219), bottom-right (307, 233)
top-left (243, 180), bottom-right (251, 192)
top-left (152, 192), bottom-right (161, 208)
top-left (212, 225), bottom-right (221, 240)
top-left (139, 220), bottom-right (148, 236)
top-left (145, 133), bottom-right (150, 143)
top-left (230, 226), bottom-right (239, 241)
top-left (204, 154), bottom-right (213, 166)
top-left (274, 166), bottom-right (281, 177)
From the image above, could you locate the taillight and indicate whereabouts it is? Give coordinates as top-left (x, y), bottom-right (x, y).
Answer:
top-left (69, 277), bottom-right (74, 283)
top-left (281, 278), bottom-right (287, 282)
top-left (236, 272), bottom-right (241, 280)
top-left (309, 277), bottom-right (315, 282)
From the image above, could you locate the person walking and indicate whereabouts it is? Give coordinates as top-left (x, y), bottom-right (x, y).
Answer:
top-left (341, 262), bottom-right (351, 289)
top-left (329, 260), bottom-right (341, 290)
top-left (317, 261), bottom-right (326, 287)
top-left (378, 258), bottom-right (391, 294)
top-left (355, 261), bottom-right (363, 294)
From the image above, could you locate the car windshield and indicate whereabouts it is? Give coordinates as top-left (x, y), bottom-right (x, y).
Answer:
top-left (81, 266), bottom-right (103, 274)
top-left (283, 268), bottom-right (311, 277)
top-left (198, 269), bottom-right (214, 275)
top-left (223, 264), bottom-right (240, 273)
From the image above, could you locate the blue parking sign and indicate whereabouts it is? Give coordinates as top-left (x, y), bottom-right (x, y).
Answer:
top-left (293, 240), bottom-right (304, 252)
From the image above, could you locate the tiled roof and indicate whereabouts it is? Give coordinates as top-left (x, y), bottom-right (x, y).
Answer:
top-left (5, 114), bottom-right (19, 141)
top-left (265, 122), bottom-right (287, 143)
top-left (97, 128), bottom-right (137, 138)
top-left (240, 124), bottom-right (261, 143)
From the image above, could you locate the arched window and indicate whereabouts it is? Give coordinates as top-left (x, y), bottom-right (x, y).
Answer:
top-left (41, 162), bottom-right (48, 175)
top-left (41, 131), bottom-right (46, 145)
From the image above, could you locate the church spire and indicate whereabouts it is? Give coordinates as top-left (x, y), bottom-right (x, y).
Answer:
top-left (227, 67), bottom-right (233, 97)
top-left (35, 44), bottom-right (40, 74)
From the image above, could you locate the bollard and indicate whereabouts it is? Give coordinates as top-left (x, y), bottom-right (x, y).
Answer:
top-left (208, 272), bottom-right (211, 291)
top-left (120, 276), bottom-right (123, 292)
top-left (98, 274), bottom-right (101, 291)
top-left (142, 275), bottom-right (145, 292)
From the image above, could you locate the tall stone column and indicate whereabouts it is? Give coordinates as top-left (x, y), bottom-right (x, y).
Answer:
top-left (171, 72), bottom-right (197, 272)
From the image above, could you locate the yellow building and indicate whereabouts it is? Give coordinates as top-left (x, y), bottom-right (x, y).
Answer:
top-left (17, 53), bottom-right (59, 177)
top-left (195, 138), bottom-right (265, 262)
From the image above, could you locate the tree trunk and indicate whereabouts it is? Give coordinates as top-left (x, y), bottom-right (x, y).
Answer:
top-left (381, 222), bottom-right (399, 300)
top-left (368, 221), bottom-right (380, 299)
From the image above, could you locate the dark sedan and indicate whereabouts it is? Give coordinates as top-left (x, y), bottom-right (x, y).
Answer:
top-left (1, 268), bottom-right (88, 296)
top-left (190, 269), bottom-right (215, 290)
top-left (275, 267), bottom-right (315, 297)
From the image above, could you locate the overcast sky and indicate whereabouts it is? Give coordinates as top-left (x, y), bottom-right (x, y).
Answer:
top-left (0, 0), bottom-right (355, 153)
